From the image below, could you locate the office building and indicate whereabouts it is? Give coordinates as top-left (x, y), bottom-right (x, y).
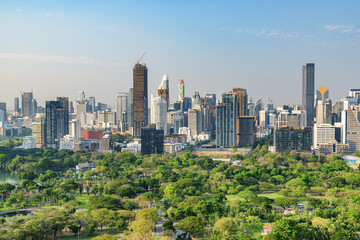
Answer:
top-left (150, 94), bottom-right (168, 135)
top-left (88, 96), bottom-right (96, 112)
top-left (181, 97), bottom-right (192, 112)
top-left (81, 130), bottom-right (103, 140)
top-left (313, 124), bottom-right (335, 148)
top-left (302, 63), bottom-right (315, 126)
top-left (192, 92), bottom-right (202, 110)
top-left (116, 92), bottom-right (128, 124)
top-left (205, 94), bottom-right (216, 108)
top-left (79, 91), bottom-right (86, 103)
top-left (236, 116), bottom-right (256, 146)
top-left (22, 91), bottom-right (34, 117)
top-left (14, 97), bottom-right (20, 113)
top-left (69, 119), bottom-right (81, 139)
top-left (342, 107), bottom-right (360, 153)
top-left (179, 79), bottom-right (185, 101)
top-left (216, 92), bottom-right (237, 147)
top-left (32, 113), bottom-right (46, 148)
top-left (274, 127), bottom-right (313, 153)
top-left (233, 88), bottom-right (248, 116)
top-left (98, 111), bottom-right (116, 129)
top-left (133, 63), bottom-right (148, 138)
top-left (0, 103), bottom-right (6, 121)
top-left (45, 99), bottom-right (69, 148)
top-left (141, 124), bottom-right (164, 155)
top-left (188, 109), bottom-right (202, 136)
top-left (158, 75), bottom-right (169, 110)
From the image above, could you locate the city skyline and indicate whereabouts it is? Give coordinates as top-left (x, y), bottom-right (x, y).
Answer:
top-left (1, 1), bottom-right (360, 108)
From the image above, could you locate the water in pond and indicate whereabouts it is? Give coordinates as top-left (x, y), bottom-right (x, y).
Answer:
top-left (0, 210), bottom-right (35, 218)
top-left (0, 172), bottom-right (20, 184)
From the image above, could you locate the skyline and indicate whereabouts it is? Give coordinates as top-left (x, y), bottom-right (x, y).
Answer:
top-left (1, 0), bottom-right (360, 108)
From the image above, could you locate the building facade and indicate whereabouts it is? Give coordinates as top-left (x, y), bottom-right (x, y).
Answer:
top-left (302, 63), bottom-right (315, 126)
top-left (274, 127), bottom-right (313, 153)
top-left (133, 63), bottom-right (148, 138)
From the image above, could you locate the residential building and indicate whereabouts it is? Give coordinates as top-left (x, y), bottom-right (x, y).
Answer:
top-left (216, 92), bottom-right (237, 147)
top-left (236, 116), bottom-right (256, 146)
top-left (274, 127), bottom-right (313, 153)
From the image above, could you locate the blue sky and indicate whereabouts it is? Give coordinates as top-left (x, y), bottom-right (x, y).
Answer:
top-left (0, 0), bottom-right (359, 109)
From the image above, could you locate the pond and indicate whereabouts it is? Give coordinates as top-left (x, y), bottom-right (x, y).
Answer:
top-left (0, 210), bottom-right (35, 218)
top-left (0, 172), bottom-right (20, 184)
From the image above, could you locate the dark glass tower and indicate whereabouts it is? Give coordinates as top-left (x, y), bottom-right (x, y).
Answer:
top-left (302, 63), bottom-right (315, 126)
top-left (45, 98), bottom-right (69, 148)
top-left (133, 63), bottom-right (148, 138)
top-left (22, 91), bottom-right (33, 117)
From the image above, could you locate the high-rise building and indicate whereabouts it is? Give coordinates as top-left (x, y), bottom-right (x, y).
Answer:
top-left (127, 88), bottom-right (134, 131)
top-left (0, 103), bottom-right (6, 121)
top-left (233, 88), bottom-right (248, 116)
top-left (45, 99), bottom-right (69, 148)
top-left (236, 116), bottom-right (256, 146)
top-left (98, 111), bottom-right (116, 129)
top-left (179, 79), bottom-right (185, 101)
top-left (21, 91), bottom-right (34, 117)
top-left (205, 94), bottom-right (216, 108)
top-left (181, 97), bottom-right (192, 112)
top-left (313, 124), bottom-right (335, 148)
top-left (341, 107), bottom-right (360, 153)
top-left (316, 86), bottom-right (332, 125)
top-left (274, 127), bottom-right (313, 153)
top-left (69, 119), bottom-right (81, 139)
top-left (88, 97), bottom-right (96, 112)
top-left (188, 109), bottom-right (202, 136)
top-left (32, 99), bottom-right (37, 116)
top-left (302, 63), bottom-right (315, 126)
top-left (14, 97), bottom-right (20, 113)
top-left (158, 75), bottom-right (169, 110)
top-left (192, 92), bottom-right (201, 110)
top-left (79, 91), bottom-right (86, 103)
top-left (216, 92), bottom-right (237, 147)
top-left (150, 94), bottom-right (168, 135)
top-left (141, 124), bottom-right (164, 155)
top-left (116, 92), bottom-right (128, 124)
top-left (32, 113), bottom-right (46, 148)
top-left (133, 63), bottom-right (148, 138)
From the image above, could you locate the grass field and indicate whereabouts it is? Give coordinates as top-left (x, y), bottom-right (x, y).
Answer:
top-left (0, 137), bottom-right (23, 146)
top-left (75, 195), bottom-right (90, 208)
top-left (258, 192), bottom-right (282, 200)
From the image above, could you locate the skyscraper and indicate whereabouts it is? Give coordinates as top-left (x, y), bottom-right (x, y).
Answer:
top-left (179, 79), bottom-right (185, 101)
top-left (88, 96), bottom-right (96, 112)
top-left (133, 63), bottom-right (148, 138)
top-left (45, 98), bottom-right (69, 148)
top-left (302, 63), bottom-right (315, 126)
top-left (116, 92), bottom-right (128, 124)
top-left (0, 102), bottom-right (7, 121)
top-left (22, 91), bottom-right (33, 117)
top-left (127, 88), bottom-right (133, 130)
top-left (14, 97), bottom-right (20, 113)
top-left (233, 88), bottom-right (248, 116)
top-left (158, 75), bottom-right (169, 110)
top-left (150, 94), bottom-right (168, 135)
top-left (192, 92), bottom-right (201, 110)
top-left (216, 93), bottom-right (237, 147)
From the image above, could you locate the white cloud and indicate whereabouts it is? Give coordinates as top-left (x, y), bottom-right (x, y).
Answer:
top-left (15, 8), bottom-right (23, 12)
top-left (45, 12), bottom-right (51, 16)
top-left (0, 53), bottom-right (107, 65)
top-left (323, 24), bottom-right (358, 34)
top-left (267, 31), bottom-right (278, 37)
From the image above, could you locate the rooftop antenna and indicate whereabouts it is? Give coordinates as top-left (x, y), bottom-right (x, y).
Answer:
top-left (137, 52), bottom-right (146, 64)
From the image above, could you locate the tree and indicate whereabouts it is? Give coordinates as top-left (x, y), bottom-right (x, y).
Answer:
top-left (0, 183), bottom-right (15, 200)
top-left (176, 216), bottom-right (206, 239)
top-left (128, 208), bottom-right (159, 240)
top-left (92, 234), bottom-right (116, 240)
top-left (91, 208), bottom-right (115, 230)
top-left (213, 217), bottom-right (241, 238)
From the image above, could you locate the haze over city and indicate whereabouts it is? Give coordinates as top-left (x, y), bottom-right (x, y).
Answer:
top-left (1, 0), bottom-right (360, 108)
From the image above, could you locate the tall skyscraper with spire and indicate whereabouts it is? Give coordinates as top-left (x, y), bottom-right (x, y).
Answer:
top-left (133, 63), bottom-right (148, 138)
top-left (302, 63), bottom-right (315, 126)
top-left (179, 79), bottom-right (185, 101)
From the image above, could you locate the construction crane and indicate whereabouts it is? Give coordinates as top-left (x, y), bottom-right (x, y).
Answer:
top-left (137, 52), bottom-right (146, 64)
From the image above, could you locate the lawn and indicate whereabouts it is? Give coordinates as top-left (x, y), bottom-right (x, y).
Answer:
top-left (75, 195), bottom-right (90, 208)
top-left (258, 192), bottom-right (282, 200)
top-left (225, 194), bottom-right (245, 202)
top-left (0, 137), bottom-right (23, 146)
